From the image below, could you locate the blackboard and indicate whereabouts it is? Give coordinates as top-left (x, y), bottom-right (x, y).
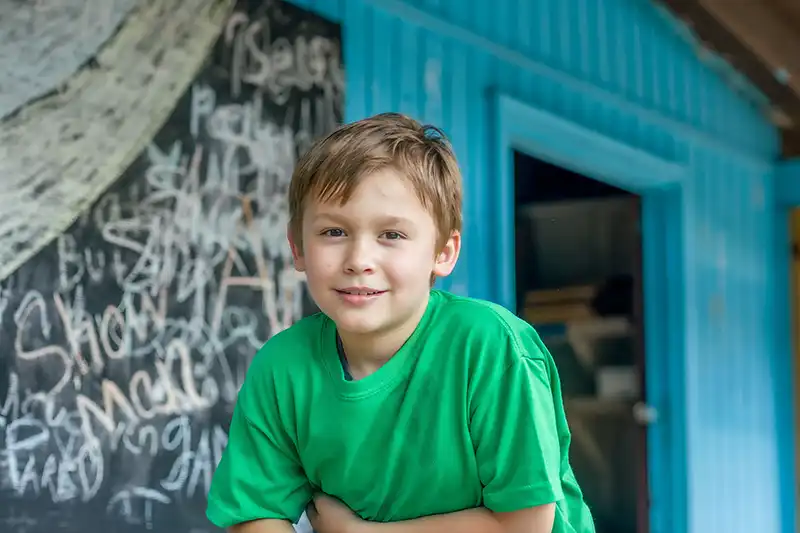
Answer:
top-left (0, 1), bottom-right (343, 531)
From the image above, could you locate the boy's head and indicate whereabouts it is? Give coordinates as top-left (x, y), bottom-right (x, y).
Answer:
top-left (287, 113), bottom-right (462, 337)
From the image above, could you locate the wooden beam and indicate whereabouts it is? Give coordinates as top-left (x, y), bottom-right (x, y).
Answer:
top-left (658, 0), bottom-right (800, 128)
top-left (701, 0), bottom-right (800, 96)
top-left (784, 128), bottom-right (800, 158)
top-left (769, 0), bottom-right (800, 30)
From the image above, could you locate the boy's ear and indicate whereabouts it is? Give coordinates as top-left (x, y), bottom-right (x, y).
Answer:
top-left (287, 226), bottom-right (306, 272)
top-left (433, 231), bottom-right (461, 278)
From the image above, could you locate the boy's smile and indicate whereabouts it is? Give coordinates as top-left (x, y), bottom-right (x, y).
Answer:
top-left (334, 286), bottom-right (388, 306)
top-left (289, 167), bottom-right (460, 368)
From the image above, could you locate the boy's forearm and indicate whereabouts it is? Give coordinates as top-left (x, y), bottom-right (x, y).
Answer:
top-left (228, 519), bottom-right (296, 533)
top-left (355, 507), bottom-right (504, 533)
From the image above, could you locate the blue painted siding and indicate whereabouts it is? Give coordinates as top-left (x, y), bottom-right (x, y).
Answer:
top-left (286, 1), bottom-right (790, 532)
top-left (682, 150), bottom-right (782, 533)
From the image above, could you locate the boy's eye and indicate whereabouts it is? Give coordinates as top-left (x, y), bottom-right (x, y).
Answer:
top-left (322, 228), bottom-right (345, 237)
top-left (382, 231), bottom-right (404, 240)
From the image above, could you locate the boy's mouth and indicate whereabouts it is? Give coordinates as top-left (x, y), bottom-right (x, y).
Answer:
top-left (335, 287), bottom-right (386, 296)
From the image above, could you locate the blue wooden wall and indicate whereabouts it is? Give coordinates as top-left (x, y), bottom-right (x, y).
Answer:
top-left (284, 0), bottom-right (792, 532)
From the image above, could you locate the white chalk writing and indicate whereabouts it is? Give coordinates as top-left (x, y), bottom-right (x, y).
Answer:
top-left (0, 4), bottom-right (341, 531)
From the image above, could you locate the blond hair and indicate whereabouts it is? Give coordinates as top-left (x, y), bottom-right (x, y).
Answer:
top-left (288, 113), bottom-right (463, 252)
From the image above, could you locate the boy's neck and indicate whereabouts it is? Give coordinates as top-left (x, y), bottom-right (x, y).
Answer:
top-left (337, 295), bottom-right (430, 380)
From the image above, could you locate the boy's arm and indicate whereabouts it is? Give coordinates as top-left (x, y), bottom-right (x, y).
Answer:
top-left (353, 505), bottom-right (554, 533)
top-left (310, 501), bottom-right (553, 533)
top-left (228, 519), bottom-right (298, 533)
top-left (207, 357), bottom-right (313, 529)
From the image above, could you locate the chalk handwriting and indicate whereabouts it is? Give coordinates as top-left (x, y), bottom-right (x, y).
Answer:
top-left (0, 3), bottom-right (341, 531)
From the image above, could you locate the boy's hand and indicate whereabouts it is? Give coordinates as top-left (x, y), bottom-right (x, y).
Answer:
top-left (306, 493), bottom-right (366, 533)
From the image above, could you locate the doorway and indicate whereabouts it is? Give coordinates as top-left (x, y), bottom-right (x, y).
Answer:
top-left (513, 151), bottom-right (649, 533)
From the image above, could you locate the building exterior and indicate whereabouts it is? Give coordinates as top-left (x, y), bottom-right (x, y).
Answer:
top-left (0, 1), bottom-right (796, 532)
top-left (285, 0), bottom-right (796, 532)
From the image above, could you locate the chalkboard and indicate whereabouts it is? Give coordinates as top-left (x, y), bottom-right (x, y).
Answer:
top-left (0, 1), bottom-right (343, 531)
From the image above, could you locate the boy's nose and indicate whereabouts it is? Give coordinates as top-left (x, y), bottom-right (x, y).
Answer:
top-left (344, 239), bottom-right (376, 274)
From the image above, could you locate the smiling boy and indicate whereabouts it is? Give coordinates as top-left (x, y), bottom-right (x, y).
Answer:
top-left (206, 113), bottom-right (596, 533)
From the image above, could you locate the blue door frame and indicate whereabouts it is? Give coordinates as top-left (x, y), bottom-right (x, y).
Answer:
top-left (489, 92), bottom-right (688, 533)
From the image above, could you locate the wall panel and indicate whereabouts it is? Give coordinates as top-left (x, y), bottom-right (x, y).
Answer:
top-left (286, 0), bottom-right (789, 532)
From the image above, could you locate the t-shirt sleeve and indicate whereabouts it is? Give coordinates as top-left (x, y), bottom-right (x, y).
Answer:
top-left (470, 336), bottom-right (564, 513)
top-left (206, 363), bottom-right (312, 528)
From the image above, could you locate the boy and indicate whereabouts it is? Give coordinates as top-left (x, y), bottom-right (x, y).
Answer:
top-left (206, 113), bottom-right (596, 533)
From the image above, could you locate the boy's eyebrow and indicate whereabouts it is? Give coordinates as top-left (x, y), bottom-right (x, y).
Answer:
top-left (375, 215), bottom-right (415, 227)
top-left (310, 211), bottom-right (348, 223)
top-left (310, 212), bottom-right (416, 227)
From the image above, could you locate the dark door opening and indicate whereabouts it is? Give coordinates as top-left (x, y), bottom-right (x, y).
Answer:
top-left (514, 151), bottom-right (648, 533)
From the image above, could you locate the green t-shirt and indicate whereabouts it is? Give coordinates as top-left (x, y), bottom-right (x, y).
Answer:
top-left (206, 290), bottom-right (595, 532)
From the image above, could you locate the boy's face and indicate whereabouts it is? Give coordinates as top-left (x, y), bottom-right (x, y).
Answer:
top-left (290, 167), bottom-right (460, 338)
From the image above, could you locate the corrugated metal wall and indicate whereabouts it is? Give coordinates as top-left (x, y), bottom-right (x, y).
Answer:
top-left (284, 1), bottom-right (790, 533)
